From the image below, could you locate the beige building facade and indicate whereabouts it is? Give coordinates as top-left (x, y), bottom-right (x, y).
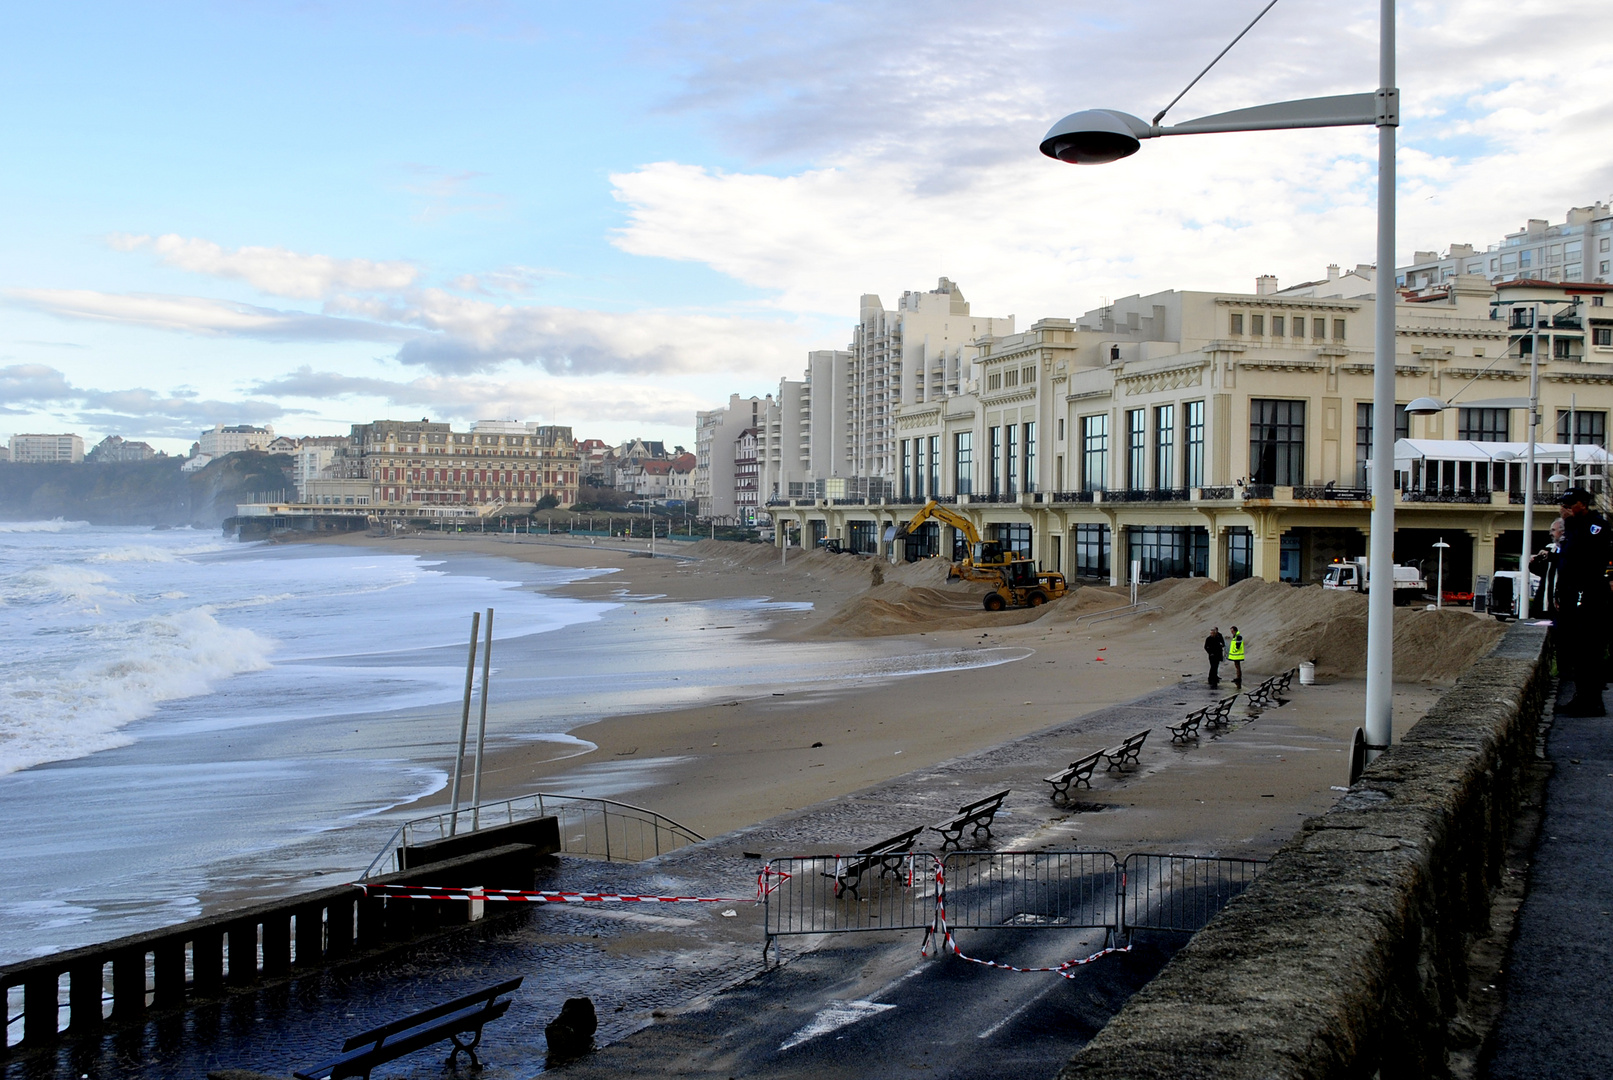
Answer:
top-left (766, 275), bottom-right (1613, 595)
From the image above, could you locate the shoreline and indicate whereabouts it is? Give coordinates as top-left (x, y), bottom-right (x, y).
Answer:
top-left (286, 531), bottom-right (1499, 843)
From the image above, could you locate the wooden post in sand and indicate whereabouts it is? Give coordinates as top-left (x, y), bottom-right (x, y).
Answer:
top-left (449, 611), bottom-right (481, 835)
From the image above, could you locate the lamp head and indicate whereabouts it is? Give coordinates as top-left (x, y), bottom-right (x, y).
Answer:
top-left (1039, 110), bottom-right (1150, 164)
top-left (1548, 473), bottom-right (1569, 484)
top-left (1404, 396), bottom-right (1448, 416)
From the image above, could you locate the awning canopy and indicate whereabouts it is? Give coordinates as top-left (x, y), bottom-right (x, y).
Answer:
top-left (1379, 439), bottom-right (1612, 470)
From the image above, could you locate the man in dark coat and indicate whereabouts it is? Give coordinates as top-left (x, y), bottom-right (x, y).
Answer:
top-left (1553, 489), bottom-right (1611, 716)
top-left (1204, 626), bottom-right (1226, 687)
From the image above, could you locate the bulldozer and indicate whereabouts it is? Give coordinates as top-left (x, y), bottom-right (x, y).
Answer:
top-left (896, 500), bottom-right (1068, 610)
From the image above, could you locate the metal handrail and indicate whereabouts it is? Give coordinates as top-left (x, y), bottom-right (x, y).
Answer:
top-left (360, 793), bottom-right (706, 879)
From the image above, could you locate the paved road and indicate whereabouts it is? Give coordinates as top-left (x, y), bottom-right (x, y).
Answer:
top-left (562, 929), bottom-right (1180, 1080)
top-left (1483, 684), bottom-right (1613, 1079)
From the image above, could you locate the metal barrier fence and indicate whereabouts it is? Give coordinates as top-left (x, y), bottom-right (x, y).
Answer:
top-left (364, 793), bottom-right (706, 878)
top-left (1121, 854), bottom-right (1266, 933)
top-left (762, 851), bottom-right (1264, 954)
top-left (942, 851), bottom-right (1120, 931)
top-left (762, 855), bottom-right (939, 941)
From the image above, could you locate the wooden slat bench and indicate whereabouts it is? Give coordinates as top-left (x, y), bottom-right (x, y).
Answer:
top-left (1168, 708), bottom-right (1206, 743)
top-left (1203, 694), bottom-right (1239, 731)
top-left (1245, 676), bottom-right (1281, 709)
top-left (1044, 751), bottom-right (1104, 804)
top-left (295, 977), bottom-right (523, 1080)
top-left (826, 825), bottom-right (928, 900)
top-left (930, 789), bottom-right (1010, 851)
top-left (1100, 729), bottom-right (1150, 772)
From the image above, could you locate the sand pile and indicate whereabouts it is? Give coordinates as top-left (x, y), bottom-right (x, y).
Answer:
top-left (1136, 577), bottom-right (1505, 682)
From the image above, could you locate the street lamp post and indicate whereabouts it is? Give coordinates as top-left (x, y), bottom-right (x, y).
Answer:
top-left (1040, 0), bottom-right (1399, 760)
top-left (1432, 538), bottom-right (1449, 609)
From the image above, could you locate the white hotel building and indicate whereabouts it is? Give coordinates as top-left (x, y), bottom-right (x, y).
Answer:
top-left (762, 273), bottom-right (1613, 594)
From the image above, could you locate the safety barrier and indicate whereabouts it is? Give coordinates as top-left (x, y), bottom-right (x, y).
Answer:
top-left (942, 850), bottom-right (1120, 931)
top-left (363, 793), bottom-right (705, 878)
top-left (760, 855), bottom-right (939, 940)
top-left (1120, 853), bottom-right (1266, 933)
top-left (762, 850), bottom-right (1264, 957)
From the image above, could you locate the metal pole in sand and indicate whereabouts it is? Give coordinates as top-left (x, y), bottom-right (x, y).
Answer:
top-left (471, 608), bottom-right (493, 830)
top-left (449, 610), bottom-right (480, 836)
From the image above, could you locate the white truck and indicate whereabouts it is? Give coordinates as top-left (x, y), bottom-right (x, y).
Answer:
top-left (1321, 557), bottom-right (1428, 605)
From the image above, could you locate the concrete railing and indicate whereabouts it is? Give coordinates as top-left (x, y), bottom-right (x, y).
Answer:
top-left (2, 818), bottom-right (558, 1057)
top-left (1058, 622), bottom-right (1550, 1080)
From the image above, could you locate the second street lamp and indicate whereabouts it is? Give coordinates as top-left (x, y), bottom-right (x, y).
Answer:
top-left (1041, 0), bottom-right (1400, 766)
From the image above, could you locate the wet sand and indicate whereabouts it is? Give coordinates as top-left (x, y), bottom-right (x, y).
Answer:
top-left (305, 531), bottom-right (1494, 840)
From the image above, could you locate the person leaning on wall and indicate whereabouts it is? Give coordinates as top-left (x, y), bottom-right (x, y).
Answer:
top-left (1552, 489), bottom-right (1610, 717)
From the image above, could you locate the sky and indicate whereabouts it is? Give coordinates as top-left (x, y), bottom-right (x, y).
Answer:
top-left (1, 0), bottom-right (1610, 455)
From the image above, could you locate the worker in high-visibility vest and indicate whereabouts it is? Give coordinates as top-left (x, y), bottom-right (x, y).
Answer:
top-left (1227, 626), bottom-right (1246, 687)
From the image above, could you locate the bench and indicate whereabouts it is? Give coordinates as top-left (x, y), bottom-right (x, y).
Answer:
top-left (1273, 667), bottom-right (1298, 695)
top-left (1100, 729), bottom-right (1150, 772)
top-left (930, 789), bottom-right (1010, 850)
top-left (1202, 694), bottom-right (1239, 731)
top-left (1044, 751), bottom-right (1105, 804)
top-left (1168, 708), bottom-right (1205, 743)
top-left (826, 825), bottom-right (928, 900)
top-left (295, 977), bottom-right (523, 1080)
top-left (1245, 676), bottom-right (1280, 709)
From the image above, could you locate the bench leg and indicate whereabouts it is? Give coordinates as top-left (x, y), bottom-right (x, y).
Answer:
top-left (448, 1025), bottom-right (485, 1068)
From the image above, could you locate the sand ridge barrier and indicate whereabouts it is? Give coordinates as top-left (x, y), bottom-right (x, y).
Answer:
top-left (1055, 621), bottom-right (1550, 1080)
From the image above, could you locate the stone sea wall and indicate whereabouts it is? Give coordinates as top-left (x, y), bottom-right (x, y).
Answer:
top-left (1058, 623), bottom-right (1549, 1080)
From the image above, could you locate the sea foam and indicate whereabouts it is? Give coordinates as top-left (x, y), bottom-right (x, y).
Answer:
top-left (0, 607), bottom-right (274, 775)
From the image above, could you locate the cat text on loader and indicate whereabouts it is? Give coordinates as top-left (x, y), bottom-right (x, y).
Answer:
top-left (895, 501), bottom-right (1067, 609)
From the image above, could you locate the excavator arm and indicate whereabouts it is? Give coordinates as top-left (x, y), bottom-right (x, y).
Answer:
top-left (894, 500), bottom-right (1005, 579)
top-left (896, 500), bottom-right (983, 548)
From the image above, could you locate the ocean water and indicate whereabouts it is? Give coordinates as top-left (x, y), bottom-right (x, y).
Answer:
top-left (0, 524), bottom-right (1023, 963)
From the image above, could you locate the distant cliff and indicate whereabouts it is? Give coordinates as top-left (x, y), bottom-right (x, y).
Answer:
top-left (0, 452), bottom-right (297, 527)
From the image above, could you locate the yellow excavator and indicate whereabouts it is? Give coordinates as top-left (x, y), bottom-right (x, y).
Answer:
top-left (895, 500), bottom-right (1069, 610)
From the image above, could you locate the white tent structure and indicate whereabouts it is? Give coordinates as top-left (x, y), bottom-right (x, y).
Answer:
top-left (1385, 439), bottom-right (1610, 499)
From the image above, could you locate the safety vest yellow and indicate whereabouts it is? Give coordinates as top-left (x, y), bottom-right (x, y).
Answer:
top-left (1227, 634), bottom-right (1245, 661)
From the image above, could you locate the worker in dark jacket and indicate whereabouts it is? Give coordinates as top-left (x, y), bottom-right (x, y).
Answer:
top-left (1205, 627), bottom-right (1226, 687)
top-left (1553, 489), bottom-right (1611, 716)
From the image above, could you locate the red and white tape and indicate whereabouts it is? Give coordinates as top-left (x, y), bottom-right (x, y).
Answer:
top-left (354, 883), bottom-right (750, 904)
top-left (920, 858), bottom-right (1130, 977)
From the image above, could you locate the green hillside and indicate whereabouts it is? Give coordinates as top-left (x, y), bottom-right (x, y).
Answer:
top-left (0, 452), bottom-right (297, 527)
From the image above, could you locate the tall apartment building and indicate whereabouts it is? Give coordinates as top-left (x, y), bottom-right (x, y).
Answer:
top-left (1397, 200), bottom-right (1613, 290)
top-left (766, 273), bottom-right (1613, 593)
top-left (292, 436), bottom-right (350, 500)
top-left (345, 418), bottom-right (579, 510)
top-left (846, 278), bottom-right (1013, 477)
top-left (695, 394), bottom-right (769, 523)
top-left (9, 433), bottom-right (84, 463)
top-left (198, 424), bottom-right (275, 456)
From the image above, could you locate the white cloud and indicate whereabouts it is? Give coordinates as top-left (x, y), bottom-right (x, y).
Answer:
top-left (614, 0), bottom-right (1613, 318)
top-left (5, 286), bottom-right (817, 379)
top-left (5, 289), bottom-right (413, 343)
top-left (363, 290), bottom-right (813, 375)
top-left (253, 366), bottom-right (715, 429)
top-left (108, 233), bottom-right (420, 299)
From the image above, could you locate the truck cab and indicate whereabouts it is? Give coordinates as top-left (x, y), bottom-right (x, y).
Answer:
top-left (1322, 562), bottom-right (1362, 590)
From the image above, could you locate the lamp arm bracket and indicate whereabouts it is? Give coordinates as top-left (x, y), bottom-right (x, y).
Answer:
top-left (1155, 93), bottom-right (1378, 137)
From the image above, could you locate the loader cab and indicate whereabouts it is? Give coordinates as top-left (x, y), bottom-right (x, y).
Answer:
top-left (1002, 560), bottom-right (1039, 588)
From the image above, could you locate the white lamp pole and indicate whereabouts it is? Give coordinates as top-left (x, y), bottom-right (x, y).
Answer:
top-left (1432, 538), bottom-right (1449, 609)
top-left (1039, 0), bottom-right (1398, 757)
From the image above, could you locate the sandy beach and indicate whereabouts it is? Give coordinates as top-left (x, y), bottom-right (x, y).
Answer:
top-left (306, 530), bottom-right (1505, 842)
